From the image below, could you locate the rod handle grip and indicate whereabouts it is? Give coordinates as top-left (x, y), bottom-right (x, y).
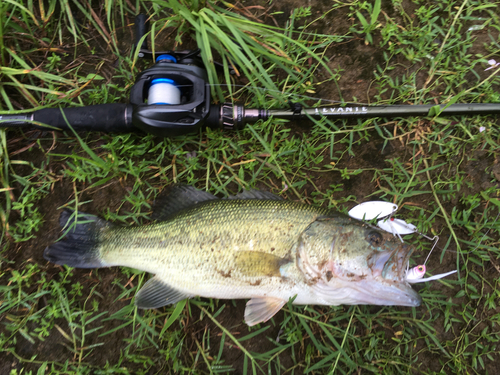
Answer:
top-left (32, 104), bottom-right (134, 133)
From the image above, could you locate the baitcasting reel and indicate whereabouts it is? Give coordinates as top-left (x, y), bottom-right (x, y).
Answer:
top-left (0, 14), bottom-right (269, 136)
top-left (129, 49), bottom-right (217, 135)
top-left (0, 14), bottom-right (257, 137)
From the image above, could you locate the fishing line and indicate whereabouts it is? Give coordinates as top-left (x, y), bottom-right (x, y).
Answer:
top-left (135, 81), bottom-right (355, 108)
top-left (421, 235), bottom-right (439, 266)
top-left (406, 233), bottom-right (457, 283)
top-left (405, 209), bottom-right (499, 283)
top-left (162, 82), bottom-right (368, 107)
top-left (403, 212), bottom-right (499, 259)
top-left (413, 209), bottom-right (500, 256)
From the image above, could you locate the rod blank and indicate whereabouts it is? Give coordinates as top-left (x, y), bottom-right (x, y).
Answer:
top-left (266, 103), bottom-right (500, 120)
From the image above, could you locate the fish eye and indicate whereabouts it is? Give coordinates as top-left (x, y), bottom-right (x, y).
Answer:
top-left (366, 231), bottom-right (384, 247)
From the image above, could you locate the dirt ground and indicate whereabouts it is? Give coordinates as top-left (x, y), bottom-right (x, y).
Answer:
top-left (2, 0), bottom-right (500, 374)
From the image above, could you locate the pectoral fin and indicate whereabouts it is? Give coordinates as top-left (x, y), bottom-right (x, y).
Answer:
top-left (244, 297), bottom-right (287, 326)
top-left (135, 276), bottom-right (191, 309)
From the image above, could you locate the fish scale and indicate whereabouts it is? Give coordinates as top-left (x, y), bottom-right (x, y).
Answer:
top-left (102, 199), bottom-right (330, 294)
top-left (44, 186), bottom-right (422, 326)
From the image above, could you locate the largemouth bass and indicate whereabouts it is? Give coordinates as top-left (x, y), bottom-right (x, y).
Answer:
top-left (44, 185), bottom-right (421, 326)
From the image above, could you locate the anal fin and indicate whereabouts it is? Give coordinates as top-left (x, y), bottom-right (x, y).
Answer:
top-left (244, 297), bottom-right (286, 326)
top-left (135, 276), bottom-right (191, 309)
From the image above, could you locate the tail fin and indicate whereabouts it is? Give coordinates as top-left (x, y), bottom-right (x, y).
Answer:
top-left (44, 209), bottom-right (111, 268)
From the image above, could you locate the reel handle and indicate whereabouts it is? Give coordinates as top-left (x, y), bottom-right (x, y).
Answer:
top-left (135, 14), bottom-right (149, 56)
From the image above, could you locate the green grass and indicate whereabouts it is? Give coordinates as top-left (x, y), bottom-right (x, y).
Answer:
top-left (1, 0), bottom-right (500, 374)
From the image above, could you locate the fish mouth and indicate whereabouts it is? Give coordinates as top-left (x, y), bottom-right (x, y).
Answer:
top-left (300, 239), bottom-right (422, 307)
top-left (367, 241), bottom-right (412, 281)
top-left (350, 278), bottom-right (422, 306)
top-left (364, 241), bottom-right (422, 306)
top-left (309, 274), bottom-right (422, 307)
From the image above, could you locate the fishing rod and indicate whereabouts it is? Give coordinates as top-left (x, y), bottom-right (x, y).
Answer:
top-left (1, 14), bottom-right (500, 137)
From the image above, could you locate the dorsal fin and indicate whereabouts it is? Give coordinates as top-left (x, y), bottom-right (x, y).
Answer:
top-left (152, 185), bottom-right (217, 221)
top-left (152, 186), bottom-right (283, 221)
top-left (227, 189), bottom-right (283, 200)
